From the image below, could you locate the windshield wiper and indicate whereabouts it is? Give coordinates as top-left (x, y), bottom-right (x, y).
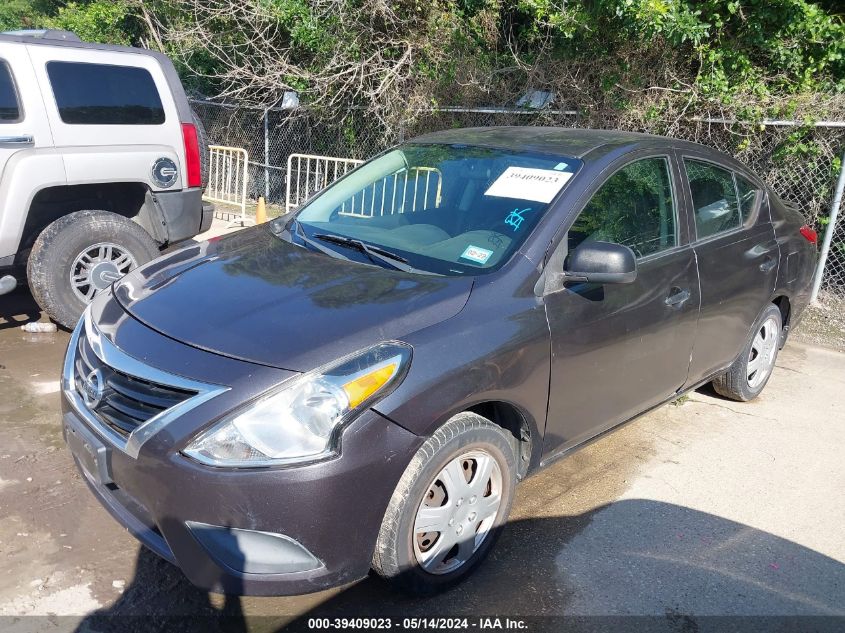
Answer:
top-left (313, 233), bottom-right (437, 275)
top-left (314, 233), bottom-right (407, 263)
top-left (290, 220), bottom-right (352, 261)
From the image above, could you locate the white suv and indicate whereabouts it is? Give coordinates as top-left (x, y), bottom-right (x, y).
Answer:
top-left (0, 29), bottom-right (211, 327)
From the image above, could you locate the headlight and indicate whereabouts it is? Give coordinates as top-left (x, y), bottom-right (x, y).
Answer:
top-left (182, 342), bottom-right (411, 468)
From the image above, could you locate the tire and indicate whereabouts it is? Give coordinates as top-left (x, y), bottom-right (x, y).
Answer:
top-left (27, 210), bottom-right (160, 329)
top-left (712, 304), bottom-right (782, 402)
top-left (372, 412), bottom-right (517, 595)
top-left (190, 108), bottom-right (209, 189)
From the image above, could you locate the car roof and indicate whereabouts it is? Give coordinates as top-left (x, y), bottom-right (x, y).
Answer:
top-left (0, 30), bottom-right (165, 60)
top-left (409, 126), bottom-right (738, 166)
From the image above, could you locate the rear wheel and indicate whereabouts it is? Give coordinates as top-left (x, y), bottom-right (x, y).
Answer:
top-left (27, 210), bottom-right (160, 329)
top-left (372, 412), bottom-right (516, 595)
top-left (712, 304), bottom-right (782, 402)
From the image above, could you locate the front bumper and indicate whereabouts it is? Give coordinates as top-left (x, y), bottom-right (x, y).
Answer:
top-left (61, 307), bottom-right (423, 596)
top-left (63, 399), bottom-right (421, 595)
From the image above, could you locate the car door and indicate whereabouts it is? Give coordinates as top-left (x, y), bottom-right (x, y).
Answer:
top-left (0, 54), bottom-right (26, 181)
top-left (542, 153), bottom-right (700, 459)
top-left (679, 155), bottom-right (777, 385)
top-left (0, 43), bottom-right (55, 262)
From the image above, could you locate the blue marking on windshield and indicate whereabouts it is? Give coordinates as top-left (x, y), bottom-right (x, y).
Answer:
top-left (505, 208), bottom-right (532, 232)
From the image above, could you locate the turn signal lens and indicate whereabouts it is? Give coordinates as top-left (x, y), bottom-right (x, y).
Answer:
top-left (342, 362), bottom-right (399, 408)
top-left (800, 225), bottom-right (818, 245)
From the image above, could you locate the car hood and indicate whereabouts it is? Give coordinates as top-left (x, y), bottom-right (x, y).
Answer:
top-left (113, 226), bottom-right (473, 371)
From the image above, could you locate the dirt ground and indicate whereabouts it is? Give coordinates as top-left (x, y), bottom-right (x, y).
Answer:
top-left (792, 294), bottom-right (845, 352)
top-left (0, 229), bottom-right (843, 632)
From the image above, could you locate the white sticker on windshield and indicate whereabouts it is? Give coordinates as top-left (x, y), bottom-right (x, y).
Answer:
top-left (484, 166), bottom-right (572, 203)
top-left (460, 245), bottom-right (493, 264)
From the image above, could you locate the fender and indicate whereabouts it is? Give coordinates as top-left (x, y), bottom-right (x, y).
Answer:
top-left (0, 150), bottom-right (66, 259)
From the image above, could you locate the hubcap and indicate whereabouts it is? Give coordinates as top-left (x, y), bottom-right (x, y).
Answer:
top-left (70, 243), bottom-right (137, 304)
top-left (747, 316), bottom-right (779, 389)
top-left (413, 449), bottom-right (503, 575)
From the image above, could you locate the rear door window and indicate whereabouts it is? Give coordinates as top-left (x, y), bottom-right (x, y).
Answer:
top-left (46, 61), bottom-right (165, 125)
top-left (0, 61), bottom-right (21, 122)
top-left (685, 159), bottom-right (742, 239)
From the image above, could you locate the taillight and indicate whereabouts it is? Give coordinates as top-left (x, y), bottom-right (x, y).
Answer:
top-left (799, 225), bottom-right (817, 245)
top-left (181, 122), bottom-right (202, 188)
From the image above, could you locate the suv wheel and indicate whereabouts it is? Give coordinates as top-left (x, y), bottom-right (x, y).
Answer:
top-left (27, 210), bottom-right (159, 329)
top-left (372, 412), bottom-right (517, 595)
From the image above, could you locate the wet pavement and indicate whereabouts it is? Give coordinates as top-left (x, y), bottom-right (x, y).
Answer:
top-left (1, 280), bottom-right (844, 632)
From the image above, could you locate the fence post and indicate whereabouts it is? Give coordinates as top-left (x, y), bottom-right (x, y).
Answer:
top-left (264, 108), bottom-right (271, 202)
top-left (811, 150), bottom-right (845, 303)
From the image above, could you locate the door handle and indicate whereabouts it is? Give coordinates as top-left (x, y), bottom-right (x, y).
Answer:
top-left (759, 257), bottom-right (777, 273)
top-left (665, 288), bottom-right (691, 307)
top-left (0, 135), bottom-right (34, 145)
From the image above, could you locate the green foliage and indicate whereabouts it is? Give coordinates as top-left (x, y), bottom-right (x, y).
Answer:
top-left (47, 1), bottom-right (139, 45)
top-left (0, 0), bottom-right (52, 31)
top-left (0, 0), bottom-right (138, 45)
top-left (504, 0), bottom-right (845, 107)
top-left (1, 1), bottom-right (843, 121)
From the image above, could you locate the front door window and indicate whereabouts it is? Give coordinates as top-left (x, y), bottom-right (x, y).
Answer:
top-left (569, 157), bottom-right (676, 258)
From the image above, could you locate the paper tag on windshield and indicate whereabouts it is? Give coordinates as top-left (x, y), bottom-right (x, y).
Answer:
top-left (460, 245), bottom-right (493, 264)
top-left (484, 167), bottom-right (572, 203)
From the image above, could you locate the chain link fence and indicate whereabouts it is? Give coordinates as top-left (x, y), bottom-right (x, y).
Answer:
top-left (189, 100), bottom-right (845, 301)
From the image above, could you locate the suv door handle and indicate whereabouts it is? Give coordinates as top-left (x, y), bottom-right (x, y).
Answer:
top-left (759, 257), bottom-right (777, 273)
top-left (0, 135), bottom-right (34, 145)
top-left (665, 288), bottom-right (691, 307)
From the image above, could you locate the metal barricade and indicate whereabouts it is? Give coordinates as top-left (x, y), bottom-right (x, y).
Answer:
top-left (204, 146), bottom-right (250, 226)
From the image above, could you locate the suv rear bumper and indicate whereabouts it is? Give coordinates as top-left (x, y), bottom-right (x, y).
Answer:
top-left (201, 202), bottom-right (214, 233)
top-left (154, 188), bottom-right (207, 244)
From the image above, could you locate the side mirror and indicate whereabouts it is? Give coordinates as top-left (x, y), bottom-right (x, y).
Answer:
top-left (564, 241), bottom-right (637, 284)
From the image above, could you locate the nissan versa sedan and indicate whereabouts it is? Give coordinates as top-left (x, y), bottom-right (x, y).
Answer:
top-left (61, 128), bottom-right (817, 596)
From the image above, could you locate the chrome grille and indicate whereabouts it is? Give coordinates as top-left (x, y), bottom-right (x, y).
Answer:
top-left (73, 331), bottom-right (196, 439)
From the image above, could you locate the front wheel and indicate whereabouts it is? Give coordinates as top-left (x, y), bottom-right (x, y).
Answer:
top-left (712, 304), bottom-right (782, 402)
top-left (27, 210), bottom-right (160, 329)
top-left (372, 412), bottom-right (517, 595)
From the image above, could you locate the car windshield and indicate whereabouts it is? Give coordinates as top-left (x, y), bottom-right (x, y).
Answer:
top-left (290, 144), bottom-right (582, 275)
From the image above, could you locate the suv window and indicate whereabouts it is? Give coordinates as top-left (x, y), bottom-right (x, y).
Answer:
top-left (569, 157), bottom-right (676, 258)
top-left (685, 159), bottom-right (742, 239)
top-left (0, 61), bottom-right (20, 122)
top-left (46, 61), bottom-right (165, 125)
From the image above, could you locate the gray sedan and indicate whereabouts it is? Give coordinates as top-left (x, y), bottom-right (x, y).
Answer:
top-left (61, 128), bottom-right (817, 596)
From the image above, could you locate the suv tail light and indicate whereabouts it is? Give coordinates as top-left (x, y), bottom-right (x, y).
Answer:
top-left (799, 225), bottom-right (817, 245)
top-left (181, 122), bottom-right (202, 188)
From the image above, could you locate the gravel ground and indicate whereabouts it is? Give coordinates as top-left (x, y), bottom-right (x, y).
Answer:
top-left (792, 293), bottom-right (845, 352)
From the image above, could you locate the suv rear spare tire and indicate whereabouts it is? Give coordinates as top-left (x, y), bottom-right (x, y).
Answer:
top-left (27, 210), bottom-right (160, 329)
